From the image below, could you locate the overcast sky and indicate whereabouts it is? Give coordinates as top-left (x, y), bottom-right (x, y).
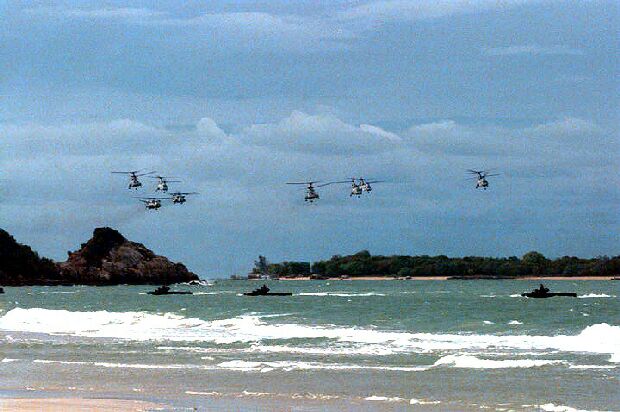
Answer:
top-left (1, 0), bottom-right (618, 277)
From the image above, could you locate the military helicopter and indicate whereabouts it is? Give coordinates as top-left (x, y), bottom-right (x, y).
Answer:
top-left (331, 177), bottom-right (383, 197)
top-left (286, 181), bottom-right (331, 203)
top-left (137, 197), bottom-right (168, 210)
top-left (111, 170), bottom-right (155, 189)
top-left (149, 175), bottom-right (181, 192)
top-left (359, 177), bottom-right (383, 193)
top-left (467, 169), bottom-right (499, 190)
top-left (169, 192), bottom-right (199, 204)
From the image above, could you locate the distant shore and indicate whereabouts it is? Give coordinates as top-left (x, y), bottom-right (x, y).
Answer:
top-left (275, 276), bottom-right (616, 281)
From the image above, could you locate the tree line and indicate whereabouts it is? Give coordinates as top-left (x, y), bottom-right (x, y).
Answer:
top-left (254, 251), bottom-right (620, 278)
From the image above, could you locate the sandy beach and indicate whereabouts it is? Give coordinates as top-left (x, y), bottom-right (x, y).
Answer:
top-left (0, 398), bottom-right (163, 411)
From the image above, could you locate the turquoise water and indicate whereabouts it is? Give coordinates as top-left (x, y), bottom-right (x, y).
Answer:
top-left (1, 280), bottom-right (618, 411)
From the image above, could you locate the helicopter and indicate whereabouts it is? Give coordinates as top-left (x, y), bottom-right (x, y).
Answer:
top-left (111, 170), bottom-right (155, 189)
top-left (149, 175), bottom-right (181, 192)
top-left (169, 192), bottom-right (199, 204)
top-left (286, 181), bottom-right (331, 203)
top-left (137, 197), bottom-right (168, 210)
top-left (331, 177), bottom-right (383, 197)
top-left (467, 169), bottom-right (499, 190)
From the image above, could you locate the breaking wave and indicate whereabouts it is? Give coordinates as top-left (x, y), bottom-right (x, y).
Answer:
top-left (1, 308), bottom-right (618, 362)
top-left (432, 355), bottom-right (563, 369)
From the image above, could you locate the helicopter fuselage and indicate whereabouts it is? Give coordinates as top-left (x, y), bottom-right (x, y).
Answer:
top-left (144, 200), bottom-right (162, 209)
top-left (350, 184), bottom-right (362, 197)
top-left (128, 180), bottom-right (142, 189)
top-left (476, 178), bottom-right (489, 189)
top-left (305, 188), bottom-right (320, 202)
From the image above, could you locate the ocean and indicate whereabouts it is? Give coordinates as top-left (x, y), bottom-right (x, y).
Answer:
top-left (0, 280), bottom-right (618, 411)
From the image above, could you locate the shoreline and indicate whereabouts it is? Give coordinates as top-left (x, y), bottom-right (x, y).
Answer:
top-left (276, 276), bottom-right (616, 281)
top-left (0, 398), bottom-right (164, 411)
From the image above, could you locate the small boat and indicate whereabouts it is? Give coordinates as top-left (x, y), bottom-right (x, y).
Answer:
top-left (243, 284), bottom-right (292, 296)
top-left (147, 285), bottom-right (193, 295)
top-left (521, 284), bottom-right (576, 298)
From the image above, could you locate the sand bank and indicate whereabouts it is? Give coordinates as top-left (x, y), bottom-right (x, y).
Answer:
top-left (0, 398), bottom-right (163, 411)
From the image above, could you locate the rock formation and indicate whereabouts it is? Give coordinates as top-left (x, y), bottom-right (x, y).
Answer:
top-left (1, 227), bottom-right (198, 285)
top-left (59, 227), bottom-right (198, 285)
top-left (0, 229), bottom-right (61, 285)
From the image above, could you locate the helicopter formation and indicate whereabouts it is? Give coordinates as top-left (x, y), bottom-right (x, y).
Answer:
top-left (286, 177), bottom-right (386, 203)
top-left (111, 170), bottom-right (198, 210)
top-left (112, 168), bottom-right (499, 207)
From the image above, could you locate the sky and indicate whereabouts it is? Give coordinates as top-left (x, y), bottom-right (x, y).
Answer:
top-left (1, 0), bottom-right (618, 277)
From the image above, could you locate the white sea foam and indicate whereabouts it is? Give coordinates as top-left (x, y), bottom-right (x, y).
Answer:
top-left (538, 403), bottom-right (611, 412)
top-left (1, 358), bottom-right (20, 363)
top-left (217, 360), bottom-right (427, 372)
top-left (433, 355), bottom-right (563, 369)
top-left (1, 308), bottom-right (619, 363)
top-left (365, 395), bottom-right (405, 402)
top-left (577, 293), bottom-right (615, 299)
top-left (410, 398), bottom-right (441, 405)
top-left (568, 364), bottom-right (617, 369)
top-left (483, 321), bottom-right (494, 325)
top-left (33, 359), bottom-right (202, 369)
top-left (508, 320), bottom-right (523, 325)
top-left (186, 390), bottom-right (222, 396)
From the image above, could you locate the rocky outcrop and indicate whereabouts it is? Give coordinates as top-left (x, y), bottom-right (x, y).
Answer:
top-left (58, 227), bottom-right (198, 285)
top-left (0, 227), bottom-right (198, 286)
top-left (0, 229), bottom-right (61, 285)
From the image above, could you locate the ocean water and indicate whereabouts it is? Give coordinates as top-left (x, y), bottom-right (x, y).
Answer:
top-left (0, 280), bottom-right (618, 411)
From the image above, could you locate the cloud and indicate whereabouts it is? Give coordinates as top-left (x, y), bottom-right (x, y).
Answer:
top-left (339, 0), bottom-right (534, 22)
top-left (0, 120), bottom-right (165, 157)
top-left (238, 111), bottom-right (402, 154)
top-left (483, 45), bottom-right (584, 56)
top-left (525, 117), bottom-right (603, 138)
top-left (25, 7), bottom-right (167, 20)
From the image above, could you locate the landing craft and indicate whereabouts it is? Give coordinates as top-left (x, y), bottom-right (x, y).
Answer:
top-left (111, 170), bottom-right (155, 189)
top-left (467, 169), bottom-right (499, 190)
top-left (150, 175), bottom-right (181, 193)
top-left (169, 192), bottom-right (199, 204)
top-left (286, 181), bottom-right (331, 203)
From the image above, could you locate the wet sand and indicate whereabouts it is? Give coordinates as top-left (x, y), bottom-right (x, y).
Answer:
top-left (0, 398), bottom-right (164, 411)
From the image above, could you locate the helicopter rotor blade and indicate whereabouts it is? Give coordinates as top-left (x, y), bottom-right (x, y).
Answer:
top-left (286, 181), bottom-right (321, 185)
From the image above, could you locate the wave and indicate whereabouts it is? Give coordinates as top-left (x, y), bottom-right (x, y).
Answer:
top-left (365, 395), bottom-right (405, 402)
top-left (216, 360), bottom-right (427, 372)
top-left (538, 403), bottom-right (611, 412)
top-left (508, 320), bottom-right (523, 325)
top-left (33, 359), bottom-right (204, 369)
top-left (432, 355), bottom-right (563, 369)
top-left (1, 308), bottom-right (618, 362)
